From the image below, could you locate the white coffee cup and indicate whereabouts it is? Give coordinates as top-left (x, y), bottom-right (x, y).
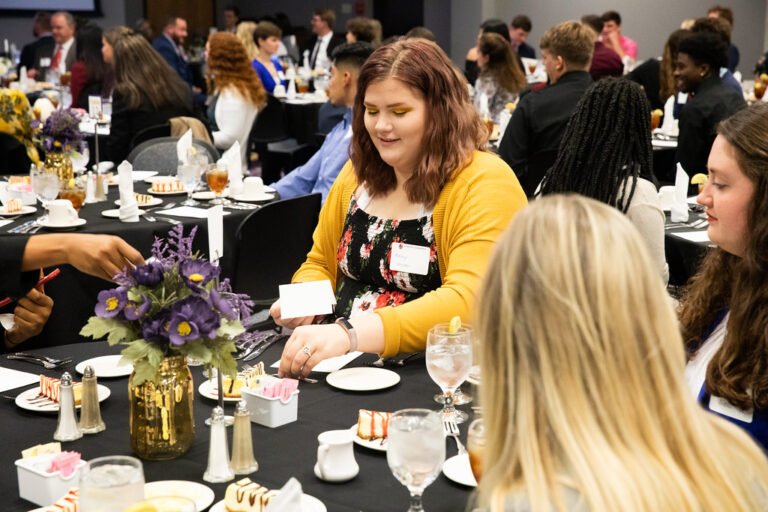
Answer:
top-left (273, 84), bottom-right (287, 97)
top-left (658, 186), bottom-right (675, 211)
top-left (47, 199), bottom-right (79, 226)
top-left (242, 176), bottom-right (265, 198)
top-left (314, 429), bottom-right (359, 482)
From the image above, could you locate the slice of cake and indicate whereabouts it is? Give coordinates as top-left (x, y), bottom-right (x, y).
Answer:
top-left (150, 178), bottom-right (184, 193)
top-left (357, 409), bottom-right (392, 440)
top-left (134, 193), bottom-right (154, 205)
top-left (224, 478), bottom-right (277, 512)
top-left (222, 376), bottom-right (246, 398)
top-left (4, 197), bottom-right (23, 213)
top-left (45, 488), bottom-right (79, 512)
top-left (40, 375), bottom-right (83, 405)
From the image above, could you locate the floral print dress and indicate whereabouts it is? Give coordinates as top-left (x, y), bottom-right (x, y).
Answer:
top-left (335, 191), bottom-right (441, 318)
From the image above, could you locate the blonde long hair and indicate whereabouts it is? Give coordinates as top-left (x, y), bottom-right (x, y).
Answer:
top-left (476, 195), bottom-right (768, 512)
top-left (235, 21), bottom-right (259, 61)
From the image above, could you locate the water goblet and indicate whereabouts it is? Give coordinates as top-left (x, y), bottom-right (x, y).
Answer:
top-left (31, 165), bottom-right (61, 222)
top-left (426, 323), bottom-right (473, 423)
top-left (79, 455), bottom-right (145, 512)
top-left (70, 142), bottom-right (90, 174)
top-left (467, 418), bottom-right (485, 483)
top-left (178, 161), bottom-right (200, 206)
top-left (206, 163), bottom-right (229, 205)
top-left (387, 409), bottom-right (445, 512)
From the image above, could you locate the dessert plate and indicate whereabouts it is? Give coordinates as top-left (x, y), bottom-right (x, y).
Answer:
top-left (75, 355), bottom-right (133, 378)
top-left (101, 208), bottom-right (146, 218)
top-left (37, 218), bottom-right (87, 229)
top-left (144, 480), bottom-right (215, 512)
top-left (0, 206), bottom-right (36, 217)
top-left (349, 425), bottom-right (387, 452)
top-left (198, 378), bottom-right (242, 403)
top-left (442, 453), bottom-right (477, 487)
top-left (209, 493), bottom-right (326, 512)
top-left (115, 197), bottom-right (163, 207)
top-left (229, 191), bottom-right (275, 202)
top-left (192, 189), bottom-right (230, 200)
top-left (326, 367), bottom-right (400, 392)
top-left (15, 384), bottom-right (111, 413)
top-left (147, 188), bottom-right (187, 196)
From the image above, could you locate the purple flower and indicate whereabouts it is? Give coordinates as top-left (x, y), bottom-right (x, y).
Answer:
top-left (142, 310), bottom-right (171, 343)
top-left (179, 259), bottom-right (219, 289)
top-left (132, 261), bottom-right (164, 287)
top-left (124, 295), bottom-right (151, 321)
top-left (210, 289), bottom-right (237, 320)
top-left (95, 287), bottom-right (127, 318)
top-left (168, 296), bottom-right (220, 346)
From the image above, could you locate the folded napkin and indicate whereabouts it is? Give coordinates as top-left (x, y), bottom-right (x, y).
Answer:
top-left (84, 171), bottom-right (96, 203)
top-left (660, 95), bottom-right (678, 136)
top-left (117, 160), bottom-right (140, 222)
top-left (286, 78), bottom-right (297, 99)
top-left (264, 477), bottom-right (303, 512)
top-left (177, 129), bottom-right (192, 164)
top-left (220, 142), bottom-right (243, 195)
top-left (670, 163), bottom-right (690, 223)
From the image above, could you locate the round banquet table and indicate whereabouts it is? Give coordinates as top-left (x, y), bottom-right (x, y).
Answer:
top-left (0, 180), bottom-right (260, 351)
top-left (664, 212), bottom-right (711, 286)
top-left (0, 341), bottom-right (476, 511)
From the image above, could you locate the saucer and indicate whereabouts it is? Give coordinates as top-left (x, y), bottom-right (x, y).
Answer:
top-left (0, 205), bottom-right (36, 217)
top-left (37, 218), bottom-right (87, 229)
top-left (326, 367), bottom-right (400, 392)
top-left (101, 208), bottom-right (145, 218)
top-left (115, 197), bottom-right (163, 207)
top-left (192, 189), bottom-right (230, 201)
top-left (229, 192), bottom-right (275, 202)
top-left (349, 425), bottom-right (387, 452)
top-left (442, 454), bottom-right (477, 487)
top-left (144, 480), bottom-right (215, 512)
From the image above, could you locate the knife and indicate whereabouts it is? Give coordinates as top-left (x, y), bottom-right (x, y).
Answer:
top-left (243, 334), bottom-right (288, 362)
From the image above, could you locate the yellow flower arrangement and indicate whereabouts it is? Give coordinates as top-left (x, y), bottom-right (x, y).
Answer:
top-left (0, 88), bottom-right (40, 165)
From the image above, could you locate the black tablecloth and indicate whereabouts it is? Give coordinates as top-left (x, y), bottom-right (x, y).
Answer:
top-left (0, 182), bottom-right (255, 350)
top-left (1, 341), bottom-right (474, 511)
top-left (664, 212), bottom-right (711, 286)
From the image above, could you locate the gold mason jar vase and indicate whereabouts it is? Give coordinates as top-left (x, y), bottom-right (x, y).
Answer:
top-left (44, 150), bottom-right (74, 181)
top-left (129, 355), bottom-right (195, 460)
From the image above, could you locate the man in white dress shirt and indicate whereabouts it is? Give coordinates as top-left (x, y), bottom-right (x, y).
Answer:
top-left (307, 8), bottom-right (345, 72)
top-left (50, 11), bottom-right (77, 75)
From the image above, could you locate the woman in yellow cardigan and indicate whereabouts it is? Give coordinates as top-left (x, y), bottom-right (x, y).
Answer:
top-left (273, 38), bottom-right (527, 377)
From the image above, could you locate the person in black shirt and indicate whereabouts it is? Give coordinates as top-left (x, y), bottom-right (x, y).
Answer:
top-left (509, 15), bottom-right (536, 59)
top-left (497, 21), bottom-right (594, 197)
top-left (674, 32), bottom-right (746, 175)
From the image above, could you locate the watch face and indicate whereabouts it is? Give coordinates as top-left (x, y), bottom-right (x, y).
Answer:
top-left (337, 317), bottom-right (353, 330)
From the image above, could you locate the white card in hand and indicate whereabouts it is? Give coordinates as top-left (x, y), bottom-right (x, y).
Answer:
top-left (207, 205), bottom-right (224, 263)
top-left (390, 242), bottom-right (430, 275)
top-left (279, 280), bottom-right (336, 319)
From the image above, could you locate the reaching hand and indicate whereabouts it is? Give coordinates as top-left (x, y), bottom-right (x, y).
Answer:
top-left (269, 300), bottom-right (317, 329)
top-left (65, 234), bottom-right (144, 281)
top-left (278, 323), bottom-right (349, 378)
top-left (5, 287), bottom-right (53, 348)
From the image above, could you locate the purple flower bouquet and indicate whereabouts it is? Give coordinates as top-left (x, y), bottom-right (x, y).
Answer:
top-left (80, 226), bottom-right (253, 384)
top-left (36, 108), bottom-right (84, 153)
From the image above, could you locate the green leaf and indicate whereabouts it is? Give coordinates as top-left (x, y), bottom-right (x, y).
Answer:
top-left (146, 344), bottom-right (165, 367)
top-left (217, 319), bottom-right (245, 340)
top-left (182, 340), bottom-right (212, 364)
top-left (80, 317), bottom-right (133, 344)
top-left (106, 323), bottom-right (135, 345)
top-left (130, 358), bottom-right (158, 386)
top-left (209, 340), bottom-right (238, 378)
top-left (127, 288), bottom-right (143, 302)
top-left (121, 338), bottom-right (153, 360)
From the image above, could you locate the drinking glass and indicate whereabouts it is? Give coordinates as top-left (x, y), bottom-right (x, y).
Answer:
top-left (206, 163), bottom-right (229, 205)
top-left (387, 409), bottom-right (445, 512)
top-left (70, 142), bottom-right (90, 174)
top-left (58, 174), bottom-right (86, 211)
top-left (178, 162), bottom-right (200, 206)
top-left (31, 165), bottom-right (61, 222)
top-left (467, 418), bottom-right (485, 483)
top-left (755, 80), bottom-right (766, 100)
top-left (426, 323), bottom-right (473, 423)
top-left (79, 455), bottom-right (145, 512)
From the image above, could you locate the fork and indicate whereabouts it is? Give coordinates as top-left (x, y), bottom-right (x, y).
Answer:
top-left (6, 354), bottom-right (72, 369)
top-left (444, 419), bottom-right (467, 455)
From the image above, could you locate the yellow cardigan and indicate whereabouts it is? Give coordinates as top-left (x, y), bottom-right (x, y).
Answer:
top-left (293, 150), bottom-right (527, 357)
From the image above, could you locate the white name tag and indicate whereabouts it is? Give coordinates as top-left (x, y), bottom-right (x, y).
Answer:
top-left (709, 395), bottom-right (754, 423)
top-left (88, 95), bottom-right (102, 118)
top-left (390, 242), bottom-right (430, 275)
top-left (677, 92), bottom-right (688, 105)
top-left (39, 57), bottom-right (51, 67)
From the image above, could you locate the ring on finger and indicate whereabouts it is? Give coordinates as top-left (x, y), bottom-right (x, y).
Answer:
top-left (301, 345), bottom-right (312, 357)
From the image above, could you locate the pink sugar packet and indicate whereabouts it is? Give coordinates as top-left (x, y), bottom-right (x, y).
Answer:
top-left (258, 378), bottom-right (299, 403)
top-left (47, 451), bottom-right (81, 477)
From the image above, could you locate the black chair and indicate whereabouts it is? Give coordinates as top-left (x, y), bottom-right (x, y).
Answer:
top-left (0, 133), bottom-right (32, 175)
top-left (232, 193), bottom-right (322, 309)
top-left (250, 94), bottom-right (311, 183)
top-left (126, 136), bottom-right (219, 174)
top-left (129, 123), bottom-right (171, 150)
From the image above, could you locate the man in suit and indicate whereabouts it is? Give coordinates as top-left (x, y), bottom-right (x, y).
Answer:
top-left (509, 15), bottom-right (536, 59)
top-left (18, 12), bottom-right (55, 79)
top-left (304, 8), bottom-right (345, 72)
top-left (152, 16), bottom-right (193, 86)
top-left (49, 11), bottom-right (77, 76)
top-left (223, 5), bottom-right (239, 33)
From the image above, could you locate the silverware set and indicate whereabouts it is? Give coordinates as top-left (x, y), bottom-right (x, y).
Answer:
top-left (235, 331), bottom-right (287, 362)
top-left (369, 352), bottom-right (424, 368)
top-left (6, 352), bottom-right (72, 369)
top-left (666, 218), bottom-right (708, 230)
top-left (7, 220), bottom-right (43, 234)
top-left (444, 419), bottom-right (467, 454)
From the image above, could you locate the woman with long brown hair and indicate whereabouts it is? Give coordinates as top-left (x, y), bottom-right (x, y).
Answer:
top-left (206, 31), bottom-right (266, 167)
top-left (680, 102), bottom-right (768, 449)
top-left (271, 38), bottom-right (527, 376)
top-left (104, 26), bottom-right (194, 163)
top-left (474, 32), bottom-right (526, 121)
top-left (628, 28), bottom-right (688, 111)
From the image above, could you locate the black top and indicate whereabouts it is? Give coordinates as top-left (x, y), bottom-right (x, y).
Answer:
top-left (0, 236), bottom-right (38, 347)
top-left (676, 74), bottom-right (746, 175)
top-left (107, 89), bottom-right (195, 163)
top-left (518, 41), bottom-right (536, 59)
top-left (727, 43), bottom-right (740, 73)
top-left (17, 35), bottom-right (54, 75)
top-left (628, 57), bottom-right (663, 111)
top-left (303, 33), bottom-right (346, 69)
top-left (498, 70), bottom-right (593, 195)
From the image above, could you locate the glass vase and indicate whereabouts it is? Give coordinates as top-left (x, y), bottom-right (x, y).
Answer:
top-left (44, 150), bottom-right (74, 181)
top-left (129, 355), bottom-right (195, 460)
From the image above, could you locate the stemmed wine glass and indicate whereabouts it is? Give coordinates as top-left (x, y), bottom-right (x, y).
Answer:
top-left (387, 409), bottom-right (445, 512)
top-left (426, 323), bottom-right (473, 423)
top-left (178, 161), bottom-right (201, 206)
top-left (70, 142), bottom-right (90, 175)
top-left (30, 165), bottom-right (60, 223)
top-left (206, 162), bottom-right (230, 205)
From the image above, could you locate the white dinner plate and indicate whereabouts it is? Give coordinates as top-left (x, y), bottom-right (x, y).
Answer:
top-left (198, 378), bottom-right (242, 402)
top-left (192, 189), bottom-right (230, 200)
top-left (209, 493), bottom-right (326, 512)
top-left (144, 480), bottom-right (215, 512)
top-left (326, 367), bottom-right (400, 392)
top-left (101, 208), bottom-right (146, 218)
top-left (349, 425), bottom-right (387, 452)
top-left (115, 197), bottom-right (163, 207)
top-left (147, 188), bottom-right (187, 196)
top-left (75, 355), bottom-right (133, 378)
top-left (37, 218), bottom-right (87, 229)
top-left (0, 205), bottom-right (36, 217)
top-left (442, 454), bottom-right (477, 487)
top-left (229, 191), bottom-right (275, 202)
top-left (15, 384), bottom-right (111, 413)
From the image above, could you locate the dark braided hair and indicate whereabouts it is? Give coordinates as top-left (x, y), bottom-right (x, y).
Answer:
top-left (538, 78), bottom-right (654, 213)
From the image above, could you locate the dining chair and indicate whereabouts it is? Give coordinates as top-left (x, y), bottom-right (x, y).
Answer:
top-left (126, 136), bottom-right (220, 174)
top-left (232, 193), bottom-right (322, 323)
top-left (129, 123), bottom-right (171, 150)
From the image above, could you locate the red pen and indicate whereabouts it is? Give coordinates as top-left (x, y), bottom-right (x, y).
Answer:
top-left (0, 268), bottom-right (60, 308)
